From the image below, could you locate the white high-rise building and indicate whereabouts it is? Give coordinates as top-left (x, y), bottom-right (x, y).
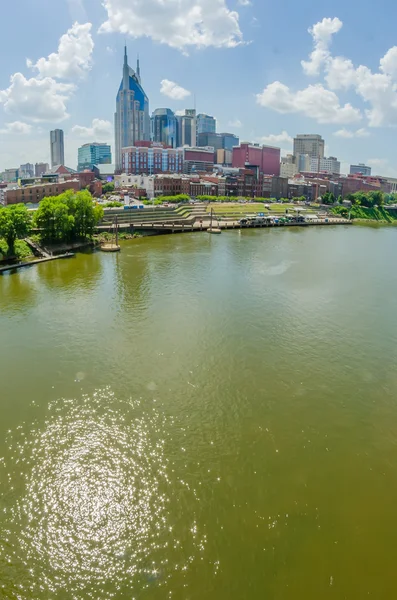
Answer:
top-left (310, 156), bottom-right (340, 175)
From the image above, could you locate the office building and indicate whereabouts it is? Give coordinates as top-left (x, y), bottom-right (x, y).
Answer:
top-left (280, 155), bottom-right (297, 179)
top-left (196, 114), bottom-right (216, 136)
top-left (293, 134), bottom-right (324, 159)
top-left (178, 109), bottom-right (196, 147)
top-left (310, 156), bottom-right (340, 175)
top-left (122, 144), bottom-right (184, 175)
top-left (216, 149), bottom-right (233, 166)
top-left (151, 109), bottom-right (178, 148)
top-left (350, 163), bottom-right (371, 176)
top-left (35, 163), bottom-right (49, 177)
top-left (297, 154), bottom-right (311, 173)
top-left (19, 163), bottom-right (34, 178)
top-left (115, 47), bottom-right (150, 171)
top-left (232, 143), bottom-right (281, 176)
top-left (50, 129), bottom-right (65, 167)
top-left (183, 147), bottom-right (215, 174)
top-left (4, 168), bottom-right (19, 182)
top-left (78, 143), bottom-right (112, 171)
top-left (197, 132), bottom-right (239, 151)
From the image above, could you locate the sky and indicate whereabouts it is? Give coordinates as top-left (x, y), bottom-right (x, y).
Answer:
top-left (1, 0), bottom-right (397, 176)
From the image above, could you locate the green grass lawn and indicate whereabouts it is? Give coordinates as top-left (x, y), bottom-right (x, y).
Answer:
top-left (206, 203), bottom-right (317, 215)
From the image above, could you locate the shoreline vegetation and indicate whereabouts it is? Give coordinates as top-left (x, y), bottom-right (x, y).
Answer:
top-left (1, 188), bottom-right (397, 264)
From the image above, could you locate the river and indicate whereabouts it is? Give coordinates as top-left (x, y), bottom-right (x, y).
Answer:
top-left (1, 225), bottom-right (397, 599)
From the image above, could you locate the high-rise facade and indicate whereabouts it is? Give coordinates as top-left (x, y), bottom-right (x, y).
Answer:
top-left (50, 129), bottom-right (65, 167)
top-left (78, 143), bottom-right (112, 171)
top-left (350, 163), bottom-right (371, 176)
top-left (197, 132), bottom-right (239, 151)
top-left (293, 134), bottom-right (324, 159)
top-left (310, 156), bottom-right (340, 175)
top-left (196, 114), bottom-right (216, 136)
top-left (35, 163), bottom-right (49, 177)
top-left (115, 47), bottom-right (150, 171)
top-left (151, 109), bottom-right (178, 148)
top-left (178, 110), bottom-right (196, 147)
top-left (19, 163), bottom-right (34, 178)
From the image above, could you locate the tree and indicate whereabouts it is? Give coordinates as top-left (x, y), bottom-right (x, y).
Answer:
top-left (338, 195), bottom-right (343, 204)
top-left (0, 204), bottom-right (31, 256)
top-left (102, 182), bottom-right (115, 194)
top-left (33, 191), bottom-right (103, 242)
top-left (34, 196), bottom-right (74, 242)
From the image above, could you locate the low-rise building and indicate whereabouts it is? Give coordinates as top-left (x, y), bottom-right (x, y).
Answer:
top-left (4, 180), bottom-right (81, 205)
top-left (183, 147), bottom-right (215, 174)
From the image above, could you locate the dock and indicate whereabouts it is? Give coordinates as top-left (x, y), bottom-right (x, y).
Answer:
top-left (0, 253), bottom-right (75, 274)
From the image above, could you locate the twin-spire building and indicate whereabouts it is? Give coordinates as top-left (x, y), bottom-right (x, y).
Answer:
top-left (114, 46), bottom-right (150, 171)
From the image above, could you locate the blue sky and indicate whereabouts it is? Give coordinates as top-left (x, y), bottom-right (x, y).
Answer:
top-left (1, 0), bottom-right (397, 175)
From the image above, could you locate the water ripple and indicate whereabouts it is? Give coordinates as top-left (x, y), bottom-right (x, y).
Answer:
top-left (0, 388), bottom-right (207, 599)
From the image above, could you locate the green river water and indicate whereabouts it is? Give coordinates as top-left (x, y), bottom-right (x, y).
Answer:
top-left (1, 226), bottom-right (397, 599)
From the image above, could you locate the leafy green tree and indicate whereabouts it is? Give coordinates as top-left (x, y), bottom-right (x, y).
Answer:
top-left (102, 182), bottom-right (115, 194)
top-left (34, 191), bottom-right (103, 242)
top-left (338, 195), bottom-right (343, 204)
top-left (34, 196), bottom-right (74, 242)
top-left (0, 204), bottom-right (31, 256)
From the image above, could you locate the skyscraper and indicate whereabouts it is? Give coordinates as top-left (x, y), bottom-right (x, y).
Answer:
top-left (115, 47), bottom-right (150, 171)
top-left (50, 129), bottom-right (65, 167)
top-left (196, 114), bottom-right (216, 136)
top-left (178, 109), bottom-right (196, 147)
top-left (293, 134), bottom-right (324, 159)
top-left (151, 109), bottom-right (178, 148)
top-left (78, 143), bottom-right (112, 171)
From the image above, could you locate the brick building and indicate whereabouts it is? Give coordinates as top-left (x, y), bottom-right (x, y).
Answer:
top-left (232, 143), bottom-right (281, 176)
top-left (4, 180), bottom-right (81, 205)
top-left (122, 145), bottom-right (184, 175)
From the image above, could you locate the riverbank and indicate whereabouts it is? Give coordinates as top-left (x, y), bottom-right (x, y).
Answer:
top-left (331, 205), bottom-right (397, 223)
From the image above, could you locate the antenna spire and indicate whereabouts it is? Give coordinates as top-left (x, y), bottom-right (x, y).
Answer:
top-left (137, 54), bottom-right (141, 80)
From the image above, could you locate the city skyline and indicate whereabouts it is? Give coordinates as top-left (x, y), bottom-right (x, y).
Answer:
top-left (2, 2), bottom-right (397, 176)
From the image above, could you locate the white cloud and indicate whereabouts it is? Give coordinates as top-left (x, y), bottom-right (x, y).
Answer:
top-left (333, 128), bottom-right (369, 138)
top-left (99, 0), bottom-right (244, 52)
top-left (301, 18), bottom-right (397, 128)
top-left (71, 118), bottom-right (112, 139)
top-left (259, 130), bottom-right (293, 145)
top-left (228, 118), bottom-right (242, 128)
top-left (27, 22), bottom-right (94, 79)
top-left (256, 81), bottom-right (362, 124)
top-left (0, 121), bottom-right (33, 134)
top-left (380, 47), bottom-right (397, 79)
top-left (160, 79), bottom-right (191, 100)
top-left (238, 0), bottom-right (251, 5)
top-left (0, 73), bottom-right (75, 122)
top-left (301, 17), bottom-right (342, 76)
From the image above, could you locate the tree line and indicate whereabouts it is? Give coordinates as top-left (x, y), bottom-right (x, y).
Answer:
top-left (0, 190), bottom-right (103, 257)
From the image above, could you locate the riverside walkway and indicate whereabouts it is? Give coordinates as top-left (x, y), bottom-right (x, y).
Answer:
top-left (97, 217), bottom-right (352, 234)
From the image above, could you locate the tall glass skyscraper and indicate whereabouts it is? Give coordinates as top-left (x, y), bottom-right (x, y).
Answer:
top-left (196, 114), bottom-right (216, 135)
top-left (115, 47), bottom-right (150, 171)
top-left (151, 109), bottom-right (178, 148)
top-left (78, 143), bottom-right (112, 171)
